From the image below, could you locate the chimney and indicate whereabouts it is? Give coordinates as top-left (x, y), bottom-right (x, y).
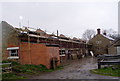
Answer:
top-left (57, 30), bottom-right (58, 37)
top-left (103, 30), bottom-right (107, 35)
top-left (97, 28), bottom-right (101, 34)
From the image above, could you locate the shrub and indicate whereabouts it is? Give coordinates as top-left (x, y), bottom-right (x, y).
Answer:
top-left (2, 60), bottom-right (20, 65)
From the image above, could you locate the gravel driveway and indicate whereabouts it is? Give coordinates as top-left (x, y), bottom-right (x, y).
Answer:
top-left (31, 56), bottom-right (120, 79)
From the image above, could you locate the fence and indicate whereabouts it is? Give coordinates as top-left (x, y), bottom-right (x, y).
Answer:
top-left (97, 54), bottom-right (120, 69)
top-left (0, 63), bottom-right (12, 74)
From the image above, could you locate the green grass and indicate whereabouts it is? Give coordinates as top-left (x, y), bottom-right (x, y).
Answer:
top-left (2, 60), bottom-right (64, 79)
top-left (45, 66), bottom-right (64, 72)
top-left (2, 73), bottom-right (26, 79)
top-left (12, 64), bottom-right (51, 74)
top-left (91, 65), bottom-right (120, 77)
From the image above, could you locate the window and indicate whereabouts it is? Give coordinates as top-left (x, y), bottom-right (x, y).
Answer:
top-left (96, 41), bottom-right (102, 44)
top-left (7, 47), bottom-right (19, 59)
top-left (117, 46), bottom-right (120, 54)
top-left (9, 50), bottom-right (18, 56)
top-left (97, 47), bottom-right (101, 51)
top-left (59, 50), bottom-right (65, 55)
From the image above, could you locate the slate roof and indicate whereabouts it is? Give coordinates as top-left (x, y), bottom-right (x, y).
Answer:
top-left (108, 38), bottom-right (120, 47)
top-left (102, 34), bottom-right (115, 41)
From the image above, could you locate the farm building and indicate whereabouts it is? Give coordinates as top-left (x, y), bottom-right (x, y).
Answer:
top-left (2, 21), bottom-right (60, 69)
top-left (108, 38), bottom-right (120, 54)
top-left (116, 39), bottom-right (120, 54)
top-left (89, 28), bottom-right (115, 56)
top-left (2, 21), bottom-right (88, 69)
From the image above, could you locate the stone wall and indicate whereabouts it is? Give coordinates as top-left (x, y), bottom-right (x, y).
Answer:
top-left (108, 45), bottom-right (117, 54)
top-left (89, 34), bottom-right (113, 55)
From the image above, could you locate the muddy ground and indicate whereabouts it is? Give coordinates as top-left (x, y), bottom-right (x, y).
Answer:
top-left (31, 56), bottom-right (120, 79)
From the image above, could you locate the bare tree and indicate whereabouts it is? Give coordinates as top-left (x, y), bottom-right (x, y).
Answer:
top-left (82, 29), bottom-right (95, 41)
top-left (103, 29), bottom-right (118, 39)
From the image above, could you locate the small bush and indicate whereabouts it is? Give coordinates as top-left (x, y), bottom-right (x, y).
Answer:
top-left (2, 60), bottom-right (11, 63)
top-left (11, 61), bottom-right (20, 65)
top-left (38, 64), bottom-right (47, 69)
top-left (12, 64), bottom-right (49, 74)
top-left (38, 64), bottom-right (48, 71)
top-left (2, 60), bottom-right (20, 65)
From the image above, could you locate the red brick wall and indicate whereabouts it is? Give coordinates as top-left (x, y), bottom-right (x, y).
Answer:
top-left (20, 42), bottom-right (60, 69)
top-left (46, 47), bottom-right (60, 68)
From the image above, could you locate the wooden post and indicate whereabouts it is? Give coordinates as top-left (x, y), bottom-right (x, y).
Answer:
top-left (53, 59), bottom-right (55, 69)
top-left (98, 63), bottom-right (101, 69)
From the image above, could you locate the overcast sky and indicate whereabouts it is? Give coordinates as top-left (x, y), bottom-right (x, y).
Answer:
top-left (0, 1), bottom-right (119, 38)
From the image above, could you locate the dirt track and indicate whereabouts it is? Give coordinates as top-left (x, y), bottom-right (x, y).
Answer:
top-left (31, 56), bottom-right (119, 79)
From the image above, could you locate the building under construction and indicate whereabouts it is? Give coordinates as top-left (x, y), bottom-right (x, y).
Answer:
top-left (19, 27), bottom-right (88, 61)
top-left (2, 21), bottom-right (89, 69)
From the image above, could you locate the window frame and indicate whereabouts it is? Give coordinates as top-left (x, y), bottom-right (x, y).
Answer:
top-left (9, 49), bottom-right (18, 57)
top-left (7, 47), bottom-right (19, 59)
top-left (96, 40), bottom-right (102, 44)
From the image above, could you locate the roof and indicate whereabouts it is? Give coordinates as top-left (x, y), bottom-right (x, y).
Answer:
top-left (108, 38), bottom-right (120, 48)
top-left (114, 38), bottom-right (120, 46)
top-left (102, 34), bottom-right (115, 41)
top-left (28, 34), bottom-right (48, 38)
top-left (60, 34), bottom-right (66, 38)
top-left (36, 29), bottom-right (45, 33)
top-left (73, 37), bottom-right (78, 40)
top-left (26, 27), bottom-right (36, 32)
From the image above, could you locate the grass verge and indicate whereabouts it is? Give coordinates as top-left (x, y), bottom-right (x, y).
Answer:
top-left (2, 60), bottom-right (63, 79)
top-left (2, 73), bottom-right (26, 79)
top-left (90, 65), bottom-right (120, 77)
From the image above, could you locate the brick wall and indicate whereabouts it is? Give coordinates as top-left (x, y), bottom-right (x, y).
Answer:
top-left (20, 42), bottom-right (60, 69)
top-left (2, 21), bottom-right (20, 60)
